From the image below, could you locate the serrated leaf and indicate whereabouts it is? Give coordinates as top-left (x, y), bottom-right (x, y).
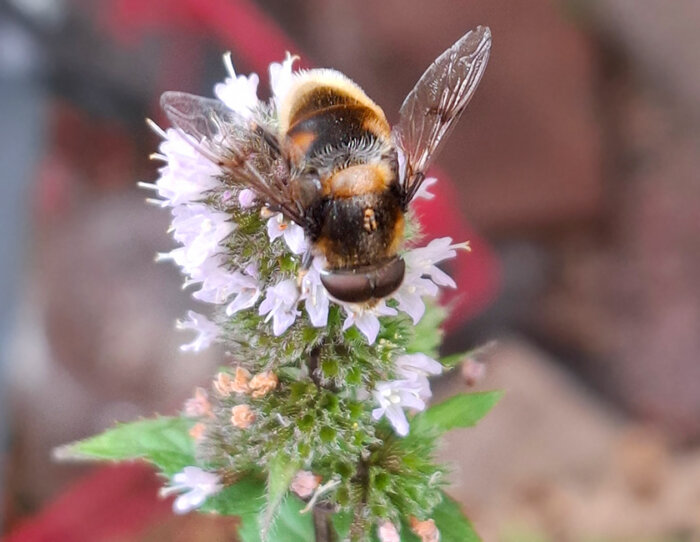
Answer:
top-left (412, 391), bottom-right (502, 434)
top-left (331, 510), bottom-right (352, 540)
top-left (406, 301), bottom-right (447, 358)
top-left (261, 454), bottom-right (302, 541)
top-left (237, 493), bottom-right (313, 542)
top-left (432, 492), bottom-right (481, 542)
top-left (54, 417), bottom-right (195, 476)
top-left (200, 475), bottom-right (266, 517)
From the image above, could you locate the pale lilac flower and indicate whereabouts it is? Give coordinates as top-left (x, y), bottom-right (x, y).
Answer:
top-left (266, 213), bottom-right (308, 255)
top-left (177, 311), bottom-right (219, 352)
top-left (225, 269), bottom-right (262, 315)
top-left (214, 53), bottom-right (260, 118)
top-left (342, 300), bottom-right (398, 344)
top-left (378, 521), bottom-right (400, 542)
top-left (372, 379), bottom-right (426, 436)
top-left (300, 257), bottom-right (330, 327)
top-left (415, 176), bottom-right (438, 200)
top-left (391, 275), bottom-right (439, 324)
top-left (168, 204), bottom-right (234, 272)
top-left (390, 237), bottom-right (468, 323)
top-left (144, 127), bottom-right (222, 207)
top-left (403, 237), bottom-right (468, 289)
top-left (395, 353), bottom-right (443, 400)
top-left (238, 188), bottom-right (257, 208)
top-left (269, 52), bottom-right (298, 108)
top-left (160, 466), bottom-right (222, 514)
top-left (191, 257), bottom-right (245, 303)
top-left (258, 279), bottom-right (300, 335)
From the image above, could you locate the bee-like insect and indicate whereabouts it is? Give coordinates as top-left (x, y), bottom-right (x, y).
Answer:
top-left (161, 26), bottom-right (491, 303)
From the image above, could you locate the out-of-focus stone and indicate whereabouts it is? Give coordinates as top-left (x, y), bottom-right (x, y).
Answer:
top-left (435, 338), bottom-right (700, 540)
top-left (535, 1), bottom-right (700, 442)
top-left (284, 0), bottom-right (603, 231)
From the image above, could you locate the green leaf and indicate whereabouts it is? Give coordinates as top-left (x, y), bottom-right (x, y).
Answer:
top-left (201, 475), bottom-right (266, 517)
top-left (412, 391), bottom-right (503, 434)
top-left (432, 492), bottom-right (481, 542)
top-left (202, 475), bottom-right (313, 542)
top-left (54, 417), bottom-right (195, 476)
top-left (237, 493), bottom-right (313, 542)
top-left (440, 352), bottom-right (468, 369)
top-left (261, 454), bottom-right (302, 541)
top-left (406, 301), bottom-right (446, 358)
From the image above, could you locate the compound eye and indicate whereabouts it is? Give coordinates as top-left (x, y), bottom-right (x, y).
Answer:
top-left (320, 258), bottom-right (405, 303)
top-left (320, 270), bottom-right (373, 303)
top-left (371, 257), bottom-right (405, 299)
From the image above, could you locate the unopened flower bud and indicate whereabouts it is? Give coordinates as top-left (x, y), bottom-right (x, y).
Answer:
top-left (238, 189), bottom-right (256, 208)
top-left (184, 388), bottom-right (212, 418)
top-left (378, 521), bottom-right (400, 542)
top-left (249, 371), bottom-right (278, 398)
top-left (290, 470), bottom-right (321, 499)
top-left (231, 404), bottom-right (256, 428)
top-left (410, 517), bottom-right (440, 542)
top-left (461, 358), bottom-right (486, 387)
top-left (189, 422), bottom-right (206, 440)
top-left (227, 367), bottom-right (252, 394)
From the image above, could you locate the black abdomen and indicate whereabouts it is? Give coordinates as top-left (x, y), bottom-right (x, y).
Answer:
top-left (318, 189), bottom-right (403, 269)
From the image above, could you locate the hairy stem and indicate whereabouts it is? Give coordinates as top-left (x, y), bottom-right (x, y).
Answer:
top-left (313, 503), bottom-right (336, 542)
top-left (349, 457), bottom-right (370, 542)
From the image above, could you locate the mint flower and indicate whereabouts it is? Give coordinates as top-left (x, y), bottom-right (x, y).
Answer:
top-left (266, 213), bottom-right (308, 255)
top-left (177, 311), bottom-right (219, 352)
top-left (214, 52), bottom-right (259, 118)
top-left (396, 353), bottom-right (443, 400)
top-left (62, 26), bottom-right (498, 542)
top-left (258, 279), bottom-right (301, 336)
top-left (342, 300), bottom-right (398, 344)
top-left (160, 466), bottom-right (222, 514)
top-left (372, 379), bottom-right (426, 437)
top-left (146, 53), bottom-right (467, 346)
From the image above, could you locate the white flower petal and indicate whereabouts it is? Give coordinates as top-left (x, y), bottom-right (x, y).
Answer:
top-left (269, 52), bottom-right (298, 108)
top-left (226, 287), bottom-right (261, 315)
top-left (151, 128), bottom-right (221, 207)
top-left (386, 405), bottom-right (410, 437)
top-left (259, 279), bottom-right (301, 335)
top-left (283, 222), bottom-right (309, 254)
top-left (415, 176), bottom-right (438, 200)
top-left (214, 53), bottom-right (260, 118)
top-left (372, 379), bottom-right (427, 437)
top-left (355, 313), bottom-right (380, 344)
top-left (164, 467), bottom-right (222, 514)
top-left (396, 353), bottom-right (443, 377)
top-left (238, 188), bottom-right (257, 208)
top-left (178, 311), bottom-right (219, 352)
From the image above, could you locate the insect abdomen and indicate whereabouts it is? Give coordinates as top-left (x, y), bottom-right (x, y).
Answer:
top-left (279, 70), bottom-right (391, 164)
top-left (316, 189), bottom-right (403, 269)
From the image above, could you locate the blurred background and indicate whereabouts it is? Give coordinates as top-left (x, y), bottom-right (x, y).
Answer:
top-left (1, 0), bottom-right (699, 540)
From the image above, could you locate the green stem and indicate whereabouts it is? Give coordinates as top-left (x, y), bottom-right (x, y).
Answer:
top-left (313, 503), bottom-right (336, 542)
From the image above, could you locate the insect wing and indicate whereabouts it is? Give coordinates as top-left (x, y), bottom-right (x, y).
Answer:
top-left (160, 91), bottom-right (306, 225)
top-left (393, 26), bottom-right (491, 203)
top-left (161, 91), bottom-right (241, 149)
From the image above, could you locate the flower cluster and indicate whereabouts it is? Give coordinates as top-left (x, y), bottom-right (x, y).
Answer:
top-left (142, 52), bottom-right (470, 539)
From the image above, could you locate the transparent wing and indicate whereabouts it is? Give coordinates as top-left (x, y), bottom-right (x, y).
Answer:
top-left (393, 26), bottom-right (491, 204)
top-left (160, 91), bottom-right (307, 225)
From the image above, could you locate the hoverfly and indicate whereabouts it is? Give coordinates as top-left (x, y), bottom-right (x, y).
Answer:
top-left (160, 26), bottom-right (491, 303)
